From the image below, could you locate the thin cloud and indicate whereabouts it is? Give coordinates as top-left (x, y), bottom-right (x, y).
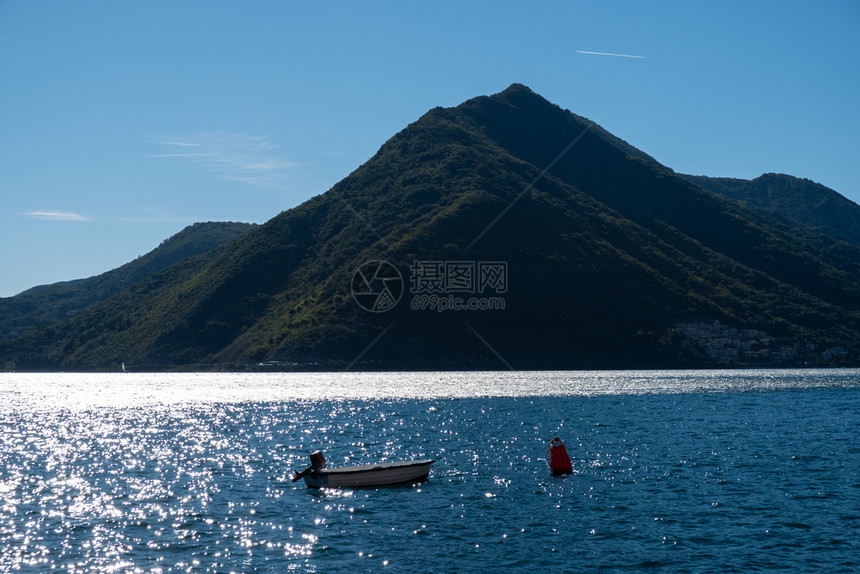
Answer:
top-left (23, 210), bottom-right (94, 221)
top-left (148, 132), bottom-right (300, 189)
top-left (577, 50), bottom-right (650, 59)
top-left (147, 152), bottom-right (217, 158)
top-left (159, 141), bottom-right (201, 147)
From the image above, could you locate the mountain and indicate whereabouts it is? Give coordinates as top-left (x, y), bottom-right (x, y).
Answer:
top-left (0, 222), bottom-right (256, 341)
top-left (685, 173), bottom-right (860, 246)
top-left (2, 84), bottom-right (859, 371)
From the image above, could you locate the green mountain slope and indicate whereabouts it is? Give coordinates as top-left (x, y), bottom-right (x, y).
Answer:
top-left (2, 85), bottom-right (859, 371)
top-left (685, 173), bottom-right (860, 247)
top-left (0, 222), bottom-right (255, 341)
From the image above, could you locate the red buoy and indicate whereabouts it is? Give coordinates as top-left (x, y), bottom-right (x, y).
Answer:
top-left (547, 437), bottom-right (572, 475)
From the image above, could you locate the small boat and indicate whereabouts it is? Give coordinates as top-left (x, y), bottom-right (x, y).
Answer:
top-left (292, 451), bottom-right (435, 488)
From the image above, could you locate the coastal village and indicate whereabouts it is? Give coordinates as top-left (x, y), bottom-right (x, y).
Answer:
top-left (674, 320), bottom-right (847, 366)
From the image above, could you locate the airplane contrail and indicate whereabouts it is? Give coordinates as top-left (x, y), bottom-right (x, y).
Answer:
top-left (577, 50), bottom-right (649, 59)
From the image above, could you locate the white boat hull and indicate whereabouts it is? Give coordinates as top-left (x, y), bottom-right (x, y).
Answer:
top-left (301, 459), bottom-right (435, 488)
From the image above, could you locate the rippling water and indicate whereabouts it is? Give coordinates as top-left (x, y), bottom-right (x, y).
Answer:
top-left (1, 370), bottom-right (858, 572)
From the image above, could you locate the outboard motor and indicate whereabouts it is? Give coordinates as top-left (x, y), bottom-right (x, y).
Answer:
top-left (309, 451), bottom-right (326, 470)
top-left (292, 450), bottom-right (326, 482)
top-left (547, 437), bottom-right (572, 475)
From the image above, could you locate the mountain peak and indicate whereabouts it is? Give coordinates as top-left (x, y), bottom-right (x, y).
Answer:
top-left (498, 82), bottom-right (537, 96)
top-left (491, 83), bottom-right (568, 120)
top-left (489, 82), bottom-right (555, 110)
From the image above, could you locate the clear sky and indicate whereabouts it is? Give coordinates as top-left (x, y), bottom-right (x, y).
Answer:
top-left (2, 1), bottom-right (859, 297)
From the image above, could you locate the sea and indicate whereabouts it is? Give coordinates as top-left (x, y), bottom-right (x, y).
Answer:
top-left (0, 369), bottom-right (857, 573)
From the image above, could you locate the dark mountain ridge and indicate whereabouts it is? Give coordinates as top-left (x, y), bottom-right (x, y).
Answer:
top-left (684, 173), bottom-right (860, 247)
top-left (2, 84), bottom-right (858, 370)
top-left (0, 222), bottom-right (255, 342)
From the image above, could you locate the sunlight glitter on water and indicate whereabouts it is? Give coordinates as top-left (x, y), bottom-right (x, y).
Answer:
top-left (0, 371), bottom-right (858, 572)
top-left (1, 369), bottom-right (857, 411)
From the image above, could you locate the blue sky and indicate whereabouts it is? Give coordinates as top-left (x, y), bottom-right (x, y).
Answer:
top-left (1, 1), bottom-right (858, 297)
